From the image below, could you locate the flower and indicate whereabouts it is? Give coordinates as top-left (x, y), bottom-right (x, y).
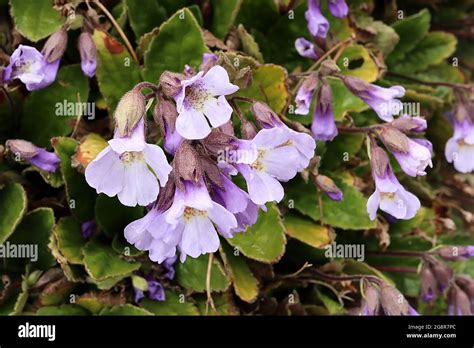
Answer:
top-left (163, 256), bottom-right (177, 280)
top-left (445, 117), bottom-right (474, 173)
top-left (311, 79), bottom-right (338, 141)
top-left (174, 65), bottom-right (239, 140)
top-left (391, 114), bottom-right (427, 133)
top-left (80, 220), bottom-right (97, 239)
top-left (392, 138), bottom-right (432, 177)
top-left (295, 37), bottom-right (318, 60)
top-left (438, 246), bottom-right (474, 261)
top-left (234, 127), bottom-right (305, 205)
top-left (295, 74), bottom-right (318, 115)
top-left (133, 275), bottom-right (166, 303)
top-left (328, 0), bottom-right (349, 18)
top-left (420, 264), bottom-right (438, 302)
top-left (305, 0), bottom-right (329, 39)
top-left (341, 76), bottom-right (405, 122)
top-left (2, 45), bottom-right (59, 91)
top-left (367, 147), bottom-right (420, 220)
top-left (85, 119), bottom-right (172, 207)
top-left (6, 139), bottom-right (60, 172)
top-left (315, 175), bottom-right (343, 201)
top-left (154, 96), bottom-right (183, 155)
top-left (78, 31), bottom-right (97, 78)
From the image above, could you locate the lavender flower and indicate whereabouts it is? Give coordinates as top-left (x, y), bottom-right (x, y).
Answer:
top-left (311, 79), bottom-right (338, 141)
top-left (85, 119), bottom-right (172, 207)
top-left (133, 275), bottom-right (166, 303)
top-left (174, 65), bottom-right (239, 140)
top-left (295, 73), bottom-right (318, 115)
top-left (163, 256), bottom-right (177, 280)
top-left (305, 0), bottom-right (329, 39)
top-left (6, 139), bottom-right (60, 172)
top-left (2, 45), bottom-right (60, 91)
top-left (367, 146), bottom-right (420, 220)
top-left (78, 31), bottom-right (97, 78)
top-left (295, 38), bottom-right (318, 60)
top-left (445, 117), bottom-right (474, 173)
top-left (80, 220), bottom-right (97, 239)
top-left (328, 0), bottom-right (348, 18)
top-left (341, 76), bottom-right (405, 122)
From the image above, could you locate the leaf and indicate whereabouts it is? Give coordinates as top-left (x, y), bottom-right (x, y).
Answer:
top-left (237, 64), bottom-right (289, 113)
top-left (142, 8), bottom-right (208, 83)
top-left (125, 0), bottom-right (167, 40)
top-left (390, 32), bottom-right (457, 74)
top-left (0, 183), bottom-right (27, 244)
top-left (54, 217), bottom-right (86, 265)
top-left (39, 277), bottom-right (76, 306)
top-left (20, 65), bottom-right (89, 147)
top-left (82, 238), bottom-right (140, 282)
top-left (283, 214), bottom-right (332, 249)
top-left (284, 176), bottom-right (376, 230)
top-left (336, 44), bottom-right (379, 83)
top-left (140, 291), bottom-right (199, 315)
top-left (176, 254), bottom-right (230, 292)
top-left (9, 0), bottom-right (65, 42)
top-left (353, 13), bottom-right (399, 55)
top-left (36, 304), bottom-right (90, 315)
top-left (211, 0), bottom-right (242, 39)
top-left (93, 30), bottom-right (142, 112)
top-left (99, 304), bottom-right (152, 316)
top-left (48, 233), bottom-right (86, 283)
top-left (52, 137), bottom-right (97, 222)
top-left (237, 24), bottom-right (263, 63)
top-left (220, 241), bottom-right (259, 303)
top-left (320, 133), bottom-right (365, 170)
top-left (314, 289), bottom-right (346, 315)
top-left (8, 208), bottom-right (55, 270)
top-left (95, 195), bottom-right (144, 238)
top-left (22, 166), bottom-right (64, 188)
top-left (387, 9), bottom-right (431, 64)
top-left (195, 292), bottom-right (240, 315)
top-left (226, 204), bottom-right (286, 263)
top-left (72, 133), bottom-right (108, 169)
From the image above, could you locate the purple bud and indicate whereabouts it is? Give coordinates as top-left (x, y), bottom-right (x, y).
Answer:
top-left (328, 0), bottom-right (349, 18)
top-left (391, 115), bottom-right (427, 133)
top-left (380, 284), bottom-right (410, 315)
top-left (154, 95), bottom-right (182, 155)
top-left (163, 256), bottom-right (177, 280)
top-left (200, 53), bottom-right (218, 73)
top-left (173, 142), bottom-right (203, 190)
top-left (315, 174), bottom-right (343, 201)
top-left (360, 282), bottom-right (380, 315)
top-left (159, 71), bottom-right (185, 98)
top-left (6, 139), bottom-right (60, 172)
top-left (455, 276), bottom-right (474, 313)
top-left (295, 37), bottom-right (318, 60)
top-left (438, 246), bottom-right (474, 261)
top-left (78, 31), bottom-right (97, 78)
top-left (311, 79), bottom-right (337, 141)
top-left (241, 120), bottom-right (258, 140)
top-left (429, 259), bottom-right (453, 293)
top-left (42, 27), bottom-right (68, 63)
top-left (445, 117), bottom-right (474, 173)
top-left (251, 101), bottom-right (284, 129)
top-left (201, 129), bottom-right (236, 156)
top-left (370, 144), bottom-right (390, 178)
top-left (377, 126), bottom-right (410, 153)
top-left (305, 0), bottom-right (329, 39)
top-left (80, 220), bottom-right (97, 239)
top-left (114, 89), bottom-right (146, 137)
top-left (420, 264), bottom-right (438, 302)
top-left (448, 286), bottom-right (472, 315)
top-left (147, 279), bottom-right (166, 301)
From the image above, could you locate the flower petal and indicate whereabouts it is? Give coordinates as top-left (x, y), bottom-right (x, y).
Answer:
top-left (85, 146), bottom-right (125, 197)
top-left (203, 95), bottom-right (233, 128)
top-left (201, 65), bottom-right (239, 96)
top-left (176, 107), bottom-right (211, 140)
top-left (143, 144), bottom-right (172, 185)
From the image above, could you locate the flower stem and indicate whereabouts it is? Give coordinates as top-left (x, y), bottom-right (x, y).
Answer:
top-left (372, 265), bottom-right (418, 273)
top-left (205, 253), bottom-right (216, 314)
top-left (366, 250), bottom-right (428, 257)
top-left (310, 268), bottom-right (383, 285)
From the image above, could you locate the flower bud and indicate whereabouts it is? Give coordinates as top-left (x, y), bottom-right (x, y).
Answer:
top-left (155, 175), bottom-right (176, 212)
top-left (114, 89), bottom-right (146, 137)
top-left (420, 264), bottom-right (438, 302)
top-left (361, 282), bottom-right (380, 315)
top-left (42, 27), bottom-right (68, 63)
top-left (380, 284), bottom-right (409, 315)
top-left (251, 101), bottom-right (283, 129)
top-left (438, 246), bottom-right (474, 261)
top-left (241, 120), bottom-right (257, 140)
top-left (455, 276), bottom-right (474, 312)
top-left (159, 71), bottom-right (185, 98)
top-left (370, 144), bottom-right (390, 178)
top-left (78, 31), bottom-right (97, 78)
top-left (200, 154), bottom-right (222, 189)
top-left (390, 115), bottom-right (427, 133)
top-left (429, 258), bottom-right (453, 292)
top-left (314, 175), bottom-right (343, 201)
top-left (6, 139), bottom-right (59, 172)
top-left (448, 286), bottom-right (472, 315)
top-left (319, 60), bottom-right (340, 76)
top-left (219, 120), bottom-right (235, 136)
top-left (173, 142), bottom-right (202, 190)
top-left (6, 139), bottom-right (38, 159)
top-left (201, 129), bottom-right (235, 157)
top-left (153, 95), bottom-right (182, 154)
top-left (377, 126), bottom-right (410, 153)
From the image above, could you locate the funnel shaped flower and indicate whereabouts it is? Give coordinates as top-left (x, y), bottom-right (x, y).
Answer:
top-left (445, 118), bottom-right (474, 173)
top-left (392, 138), bottom-right (432, 177)
top-left (295, 37), bottom-right (318, 60)
top-left (85, 119), bottom-right (172, 207)
top-left (3, 45), bottom-right (59, 91)
top-left (305, 0), bottom-right (329, 39)
top-left (6, 139), bottom-right (60, 172)
top-left (328, 0), bottom-right (349, 18)
top-left (342, 76), bottom-right (405, 122)
top-left (174, 65), bottom-right (239, 140)
top-left (367, 165), bottom-right (420, 220)
top-left (295, 74), bottom-right (318, 115)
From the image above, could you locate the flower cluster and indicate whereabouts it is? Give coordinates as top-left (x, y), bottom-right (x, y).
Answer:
top-left (85, 56), bottom-right (316, 263)
top-left (359, 281), bottom-right (418, 316)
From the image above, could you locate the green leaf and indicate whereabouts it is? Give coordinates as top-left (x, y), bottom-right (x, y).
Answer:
top-left (237, 64), bottom-right (289, 113)
top-left (284, 176), bottom-right (376, 230)
top-left (93, 30), bottom-right (142, 112)
top-left (237, 24), bottom-right (263, 63)
top-left (36, 304), bottom-right (90, 315)
top-left (220, 241), bottom-right (259, 303)
top-left (387, 9), bottom-right (431, 64)
top-left (54, 217), bottom-right (86, 265)
top-left (8, 208), bottom-right (55, 270)
top-left (125, 0), bottom-right (167, 40)
top-left (226, 204), bottom-right (286, 263)
top-left (142, 8), bottom-right (208, 83)
top-left (336, 44), bottom-right (379, 83)
top-left (95, 195), bottom-right (144, 238)
top-left (211, 0), bottom-right (242, 39)
top-left (353, 13), bottom-right (399, 55)
top-left (38, 277), bottom-right (76, 306)
top-left (82, 238), bottom-right (140, 282)
top-left (52, 137), bottom-right (97, 222)
top-left (0, 183), bottom-right (27, 244)
top-left (99, 304), bottom-right (152, 316)
top-left (22, 166), bottom-right (64, 188)
top-left (176, 254), bottom-right (230, 292)
top-left (9, 0), bottom-right (65, 42)
top-left (283, 214), bottom-right (332, 249)
top-left (140, 291), bottom-right (199, 315)
top-left (20, 65), bottom-right (89, 147)
top-left (195, 292), bottom-right (240, 315)
top-left (391, 32), bottom-right (457, 74)
top-left (320, 132), bottom-right (365, 170)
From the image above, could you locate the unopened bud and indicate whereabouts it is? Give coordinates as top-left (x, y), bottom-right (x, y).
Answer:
top-left (219, 120), bottom-right (235, 136)
top-left (241, 120), bottom-right (257, 140)
top-left (455, 276), bottom-right (474, 310)
top-left (251, 101), bottom-right (283, 129)
top-left (429, 258), bottom-right (453, 292)
top-left (173, 142), bottom-right (202, 190)
top-left (361, 282), bottom-right (380, 315)
top-left (114, 89), bottom-right (146, 137)
top-left (6, 139), bottom-right (38, 159)
top-left (319, 60), bottom-right (340, 76)
top-left (42, 27), bottom-right (68, 63)
top-left (377, 126), bottom-right (410, 153)
top-left (448, 286), bottom-right (472, 315)
top-left (420, 264), bottom-right (438, 302)
top-left (380, 284), bottom-right (409, 315)
top-left (78, 31), bottom-right (97, 78)
top-left (159, 71), bottom-right (185, 98)
top-left (370, 145), bottom-right (389, 178)
top-left (391, 115), bottom-right (427, 133)
top-left (315, 175), bottom-right (343, 201)
top-left (438, 246), bottom-right (474, 261)
top-left (200, 53), bottom-right (218, 74)
top-left (234, 66), bottom-right (253, 89)
top-left (201, 129), bottom-right (235, 156)
top-left (200, 155), bottom-right (222, 189)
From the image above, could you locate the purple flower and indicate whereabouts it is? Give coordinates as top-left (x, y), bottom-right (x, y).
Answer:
top-left (80, 220), bottom-right (97, 239)
top-left (174, 65), bottom-right (239, 140)
top-left (445, 117), bottom-right (474, 173)
top-left (6, 139), bottom-right (60, 172)
top-left (305, 0), bottom-right (329, 39)
top-left (392, 138), bottom-right (432, 177)
top-left (3, 45), bottom-right (59, 91)
top-left (78, 32), bottom-right (97, 78)
top-left (234, 127), bottom-right (304, 205)
top-left (295, 74), bottom-right (318, 115)
top-left (420, 265), bottom-right (438, 302)
top-left (163, 256), bottom-right (177, 280)
top-left (342, 76), bottom-right (405, 122)
top-left (315, 175), bottom-right (343, 201)
top-left (200, 53), bottom-right (218, 72)
top-left (311, 80), bottom-right (337, 141)
top-left (85, 119), bottom-right (172, 207)
top-left (295, 37), bottom-right (318, 60)
top-left (133, 276), bottom-right (166, 303)
top-left (328, 0), bottom-right (349, 18)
